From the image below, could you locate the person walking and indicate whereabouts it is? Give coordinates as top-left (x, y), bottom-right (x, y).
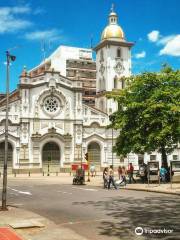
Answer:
top-left (160, 165), bottom-right (167, 183)
top-left (139, 162), bottom-right (147, 184)
top-left (128, 163), bottom-right (136, 184)
top-left (108, 165), bottom-right (117, 190)
top-left (90, 164), bottom-right (96, 177)
top-left (118, 166), bottom-right (122, 180)
top-left (103, 167), bottom-right (109, 188)
top-left (121, 166), bottom-right (127, 186)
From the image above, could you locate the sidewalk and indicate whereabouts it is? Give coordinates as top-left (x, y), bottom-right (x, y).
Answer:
top-left (86, 175), bottom-right (180, 195)
top-left (0, 206), bottom-right (88, 240)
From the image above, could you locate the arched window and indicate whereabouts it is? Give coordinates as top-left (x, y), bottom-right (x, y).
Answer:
top-left (122, 78), bottom-right (125, 89)
top-left (87, 142), bottom-right (101, 165)
top-left (42, 142), bottom-right (60, 165)
top-left (117, 48), bottom-right (121, 58)
top-left (0, 142), bottom-right (13, 167)
top-left (90, 122), bottom-right (100, 128)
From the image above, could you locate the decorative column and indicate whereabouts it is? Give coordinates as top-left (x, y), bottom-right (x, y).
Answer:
top-left (64, 134), bottom-right (72, 165)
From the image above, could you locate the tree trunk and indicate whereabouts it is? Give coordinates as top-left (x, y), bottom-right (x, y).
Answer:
top-left (160, 147), bottom-right (168, 169)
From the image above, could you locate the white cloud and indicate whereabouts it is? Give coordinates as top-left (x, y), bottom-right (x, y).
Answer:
top-left (24, 29), bottom-right (61, 41)
top-left (157, 35), bottom-right (176, 45)
top-left (0, 6), bottom-right (32, 33)
top-left (134, 51), bottom-right (146, 59)
top-left (147, 30), bottom-right (180, 57)
top-left (147, 30), bottom-right (160, 42)
top-left (159, 35), bottom-right (180, 56)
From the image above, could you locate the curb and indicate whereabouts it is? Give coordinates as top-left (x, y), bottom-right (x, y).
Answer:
top-left (121, 187), bottom-right (180, 196)
top-left (88, 183), bottom-right (180, 196)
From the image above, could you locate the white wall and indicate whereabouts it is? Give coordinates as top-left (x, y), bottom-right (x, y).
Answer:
top-left (49, 46), bottom-right (93, 76)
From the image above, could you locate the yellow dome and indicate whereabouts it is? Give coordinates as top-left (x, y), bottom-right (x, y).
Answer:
top-left (101, 6), bottom-right (125, 41)
top-left (101, 25), bottom-right (124, 41)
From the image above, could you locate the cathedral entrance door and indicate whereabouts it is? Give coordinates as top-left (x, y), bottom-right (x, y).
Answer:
top-left (87, 142), bottom-right (101, 168)
top-left (42, 142), bottom-right (60, 172)
top-left (0, 142), bottom-right (13, 173)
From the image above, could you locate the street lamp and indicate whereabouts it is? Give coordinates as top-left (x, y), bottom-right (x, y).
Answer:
top-left (1, 51), bottom-right (16, 211)
top-left (47, 155), bottom-right (51, 176)
top-left (112, 128), bottom-right (114, 167)
top-left (109, 108), bottom-right (115, 168)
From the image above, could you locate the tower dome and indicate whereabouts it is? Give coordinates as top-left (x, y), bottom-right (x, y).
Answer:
top-left (101, 5), bottom-right (125, 41)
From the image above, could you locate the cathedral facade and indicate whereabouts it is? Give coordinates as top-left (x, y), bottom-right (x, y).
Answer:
top-left (0, 8), bottom-right (179, 172)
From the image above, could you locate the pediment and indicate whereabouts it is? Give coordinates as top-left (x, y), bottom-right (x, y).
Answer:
top-left (84, 133), bottom-right (105, 141)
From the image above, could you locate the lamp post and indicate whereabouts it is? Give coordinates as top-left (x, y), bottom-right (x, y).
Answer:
top-left (80, 144), bottom-right (82, 170)
top-left (1, 51), bottom-right (16, 211)
top-left (47, 155), bottom-right (51, 176)
top-left (109, 106), bottom-right (114, 168)
top-left (112, 128), bottom-right (114, 167)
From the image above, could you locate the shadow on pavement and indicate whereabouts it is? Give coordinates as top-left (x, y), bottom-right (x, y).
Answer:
top-left (73, 194), bottom-right (180, 240)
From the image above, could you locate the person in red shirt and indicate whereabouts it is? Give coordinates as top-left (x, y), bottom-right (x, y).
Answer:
top-left (128, 163), bottom-right (136, 184)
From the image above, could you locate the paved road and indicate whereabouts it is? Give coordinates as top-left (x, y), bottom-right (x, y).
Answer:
top-left (1, 178), bottom-right (180, 240)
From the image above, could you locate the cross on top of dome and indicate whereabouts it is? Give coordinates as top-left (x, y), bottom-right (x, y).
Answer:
top-left (111, 3), bottom-right (115, 12)
top-left (109, 4), bottom-right (118, 25)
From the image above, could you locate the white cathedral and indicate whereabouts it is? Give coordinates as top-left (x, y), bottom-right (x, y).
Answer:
top-left (0, 8), bottom-right (179, 173)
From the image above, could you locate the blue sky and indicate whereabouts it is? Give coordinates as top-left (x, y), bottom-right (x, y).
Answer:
top-left (0, 0), bottom-right (180, 92)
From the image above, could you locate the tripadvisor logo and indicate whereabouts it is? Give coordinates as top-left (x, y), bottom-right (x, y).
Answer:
top-left (135, 227), bottom-right (143, 236)
top-left (135, 227), bottom-right (174, 235)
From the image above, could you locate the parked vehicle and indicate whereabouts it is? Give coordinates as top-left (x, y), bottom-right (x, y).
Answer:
top-left (73, 168), bottom-right (85, 185)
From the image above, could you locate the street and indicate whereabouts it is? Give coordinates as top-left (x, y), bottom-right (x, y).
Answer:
top-left (1, 177), bottom-right (180, 240)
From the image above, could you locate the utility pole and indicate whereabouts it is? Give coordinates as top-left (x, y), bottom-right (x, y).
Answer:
top-left (112, 128), bottom-right (114, 167)
top-left (1, 51), bottom-right (16, 211)
top-left (90, 34), bottom-right (93, 49)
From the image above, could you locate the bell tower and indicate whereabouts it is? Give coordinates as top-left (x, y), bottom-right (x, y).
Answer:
top-left (94, 5), bottom-right (134, 115)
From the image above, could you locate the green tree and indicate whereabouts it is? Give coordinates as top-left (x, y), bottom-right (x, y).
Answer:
top-left (108, 66), bottom-right (180, 168)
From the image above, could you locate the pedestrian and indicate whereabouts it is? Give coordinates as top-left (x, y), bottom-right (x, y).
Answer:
top-left (90, 164), bottom-right (96, 177)
top-left (108, 165), bottom-right (117, 190)
top-left (128, 163), bottom-right (136, 184)
top-left (139, 161), bottom-right (147, 184)
top-left (160, 165), bottom-right (167, 183)
top-left (118, 166), bottom-right (122, 180)
top-left (121, 166), bottom-right (127, 186)
top-left (103, 167), bottom-right (109, 188)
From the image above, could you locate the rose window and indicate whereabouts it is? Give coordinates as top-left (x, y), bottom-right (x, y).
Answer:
top-left (44, 96), bottom-right (60, 113)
